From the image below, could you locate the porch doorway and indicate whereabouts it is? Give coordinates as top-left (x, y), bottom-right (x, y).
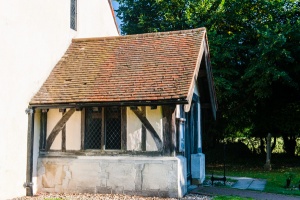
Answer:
top-left (185, 102), bottom-right (199, 180)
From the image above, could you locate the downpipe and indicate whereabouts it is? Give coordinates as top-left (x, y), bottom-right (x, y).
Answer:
top-left (24, 107), bottom-right (35, 196)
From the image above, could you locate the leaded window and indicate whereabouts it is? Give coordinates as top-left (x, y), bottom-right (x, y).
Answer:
top-left (84, 107), bottom-right (121, 150)
top-left (70, 0), bottom-right (77, 30)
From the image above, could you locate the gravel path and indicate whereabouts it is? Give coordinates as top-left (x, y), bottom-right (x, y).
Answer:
top-left (11, 193), bottom-right (212, 200)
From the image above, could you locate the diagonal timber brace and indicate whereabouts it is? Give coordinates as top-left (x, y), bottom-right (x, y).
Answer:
top-left (131, 108), bottom-right (163, 151)
top-left (45, 108), bottom-right (75, 151)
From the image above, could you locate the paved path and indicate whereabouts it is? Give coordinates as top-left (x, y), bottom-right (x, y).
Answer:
top-left (190, 177), bottom-right (300, 200)
top-left (231, 177), bottom-right (266, 191)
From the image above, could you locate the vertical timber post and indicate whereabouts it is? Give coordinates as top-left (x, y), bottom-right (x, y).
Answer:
top-left (141, 106), bottom-right (146, 151)
top-left (121, 107), bottom-right (127, 151)
top-left (60, 109), bottom-right (66, 152)
top-left (39, 109), bottom-right (47, 151)
top-left (25, 107), bottom-right (35, 196)
top-left (162, 105), bottom-right (176, 156)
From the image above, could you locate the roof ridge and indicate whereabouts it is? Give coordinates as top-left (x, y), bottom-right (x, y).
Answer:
top-left (72, 27), bottom-right (206, 43)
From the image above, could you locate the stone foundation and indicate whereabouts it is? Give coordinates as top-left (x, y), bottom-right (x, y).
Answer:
top-left (37, 156), bottom-right (187, 198)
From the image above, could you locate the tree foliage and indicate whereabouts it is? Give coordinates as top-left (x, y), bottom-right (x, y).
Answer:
top-left (116, 0), bottom-right (300, 155)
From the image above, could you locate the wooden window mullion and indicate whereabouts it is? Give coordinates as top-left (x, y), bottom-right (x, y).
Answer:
top-left (81, 108), bottom-right (85, 150)
top-left (121, 107), bottom-right (127, 151)
top-left (101, 108), bottom-right (105, 150)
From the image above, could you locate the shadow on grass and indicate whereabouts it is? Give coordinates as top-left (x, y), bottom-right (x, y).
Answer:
top-left (205, 150), bottom-right (300, 196)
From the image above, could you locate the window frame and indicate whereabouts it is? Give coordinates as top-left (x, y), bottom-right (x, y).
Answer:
top-left (81, 106), bottom-right (127, 151)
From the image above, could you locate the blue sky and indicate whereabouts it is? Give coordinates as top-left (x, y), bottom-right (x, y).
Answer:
top-left (112, 0), bottom-right (122, 33)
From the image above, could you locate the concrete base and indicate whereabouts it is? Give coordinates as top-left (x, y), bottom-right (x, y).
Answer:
top-left (37, 156), bottom-right (187, 198)
top-left (191, 153), bottom-right (205, 183)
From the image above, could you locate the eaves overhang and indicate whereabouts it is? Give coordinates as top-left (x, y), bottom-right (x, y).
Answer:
top-left (29, 98), bottom-right (188, 109)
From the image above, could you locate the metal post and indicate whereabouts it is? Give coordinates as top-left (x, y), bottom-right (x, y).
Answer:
top-left (24, 107), bottom-right (35, 196)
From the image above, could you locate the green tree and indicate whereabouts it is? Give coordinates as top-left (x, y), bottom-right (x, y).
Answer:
top-left (116, 0), bottom-right (300, 155)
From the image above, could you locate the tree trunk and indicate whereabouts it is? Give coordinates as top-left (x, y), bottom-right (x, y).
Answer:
top-left (259, 137), bottom-right (265, 154)
top-left (283, 136), bottom-right (296, 157)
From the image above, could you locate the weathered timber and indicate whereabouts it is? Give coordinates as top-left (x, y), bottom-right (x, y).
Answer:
top-left (30, 99), bottom-right (187, 109)
top-left (45, 108), bottom-right (75, 151)
top-left (81, 109), bottom-right (85, 150)
top-left (101, 109), bottom-right (105, 149)
top-left (39, 110), bottom-right (47, 150)
top-left (121, 107), bottom-right (127, 150)
top-left (141, 106), bottom-right (146, 151)
top-left (39, 150), bottom-right (164, 157)
top-left (25, 108), bottom-right (35, 196)
top-left (132, 108), bottom-right (163, 151)
top-left (162, 106), bottom-right (171, 155)
top-left (162, 106), bottom-right (176, 156)
top-left (61, 110), bottom-right (66, 152)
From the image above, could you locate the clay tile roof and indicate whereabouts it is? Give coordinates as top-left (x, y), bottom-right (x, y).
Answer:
top-left (30, 28), bottom-right (208, 105)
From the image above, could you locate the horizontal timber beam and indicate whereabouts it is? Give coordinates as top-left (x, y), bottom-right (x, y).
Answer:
top-left (30, 99), bottom-right (188, 109)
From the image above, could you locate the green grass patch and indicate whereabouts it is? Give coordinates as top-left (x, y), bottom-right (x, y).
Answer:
top-left (207, 165), bottom-right (300, 196)
top-left (213, 196), bottom-right (253, 200)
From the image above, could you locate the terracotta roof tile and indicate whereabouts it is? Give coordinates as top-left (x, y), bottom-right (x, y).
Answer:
top-left (30, 28), bottom-right (207, 105)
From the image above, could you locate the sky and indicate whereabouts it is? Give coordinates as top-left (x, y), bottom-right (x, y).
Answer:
top-left (112, 0), bottom-right (122, 33)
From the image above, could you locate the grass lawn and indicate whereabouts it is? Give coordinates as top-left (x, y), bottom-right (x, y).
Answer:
top-left (213, 196), bottom-right (253, 200)
top-left (206, 154), bottom-right (300, 196)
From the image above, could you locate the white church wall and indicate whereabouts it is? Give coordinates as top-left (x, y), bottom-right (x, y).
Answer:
top-left (0, 1), bottom-right (118, 198)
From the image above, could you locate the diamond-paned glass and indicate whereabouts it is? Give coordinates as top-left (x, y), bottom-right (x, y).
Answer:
top-left (84, 107), bottom-right (102, 149)
top-left (105, 107), bottom-right (121, 149)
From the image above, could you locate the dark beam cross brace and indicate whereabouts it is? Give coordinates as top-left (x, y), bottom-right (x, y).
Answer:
top-left (131, 108), bottom-right (163, 151)
top-left (45, 108), bottom-right (76, 151)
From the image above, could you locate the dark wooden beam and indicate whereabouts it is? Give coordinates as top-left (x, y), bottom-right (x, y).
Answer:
top-left (132, 108), bottom-right (163, 151)
top-left (81, 109), bottom-right (85, 150)
top-left (162, 105), bottom-right (176, 156)
top-left (30, 98), bottom-right (188, 109)
top-left (141, 106), bottom-right (146, 151)
top-left (39, 109), bottom-right (47, 151)
top-left (101, 108), bottom-right (105, 150)
top-left (61, 110), bottom-right (66, 152)
top-left (45, 108), bottom-right (75, 151)
top-left (121, 107), bottom-right (127, 150)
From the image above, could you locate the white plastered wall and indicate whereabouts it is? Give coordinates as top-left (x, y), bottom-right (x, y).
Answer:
top-left (47, 109), bottom-right (81, 150)
top-left (146, 106), bottom-right (163, 151)
top-left (127, 107), bottom-right (142, 151)
top-left (77, 0), bottom-right (119, 38)
top-left (0, 0), bottom-right (118, 198)
top-left (127, 106), bottom-right (163, 151)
